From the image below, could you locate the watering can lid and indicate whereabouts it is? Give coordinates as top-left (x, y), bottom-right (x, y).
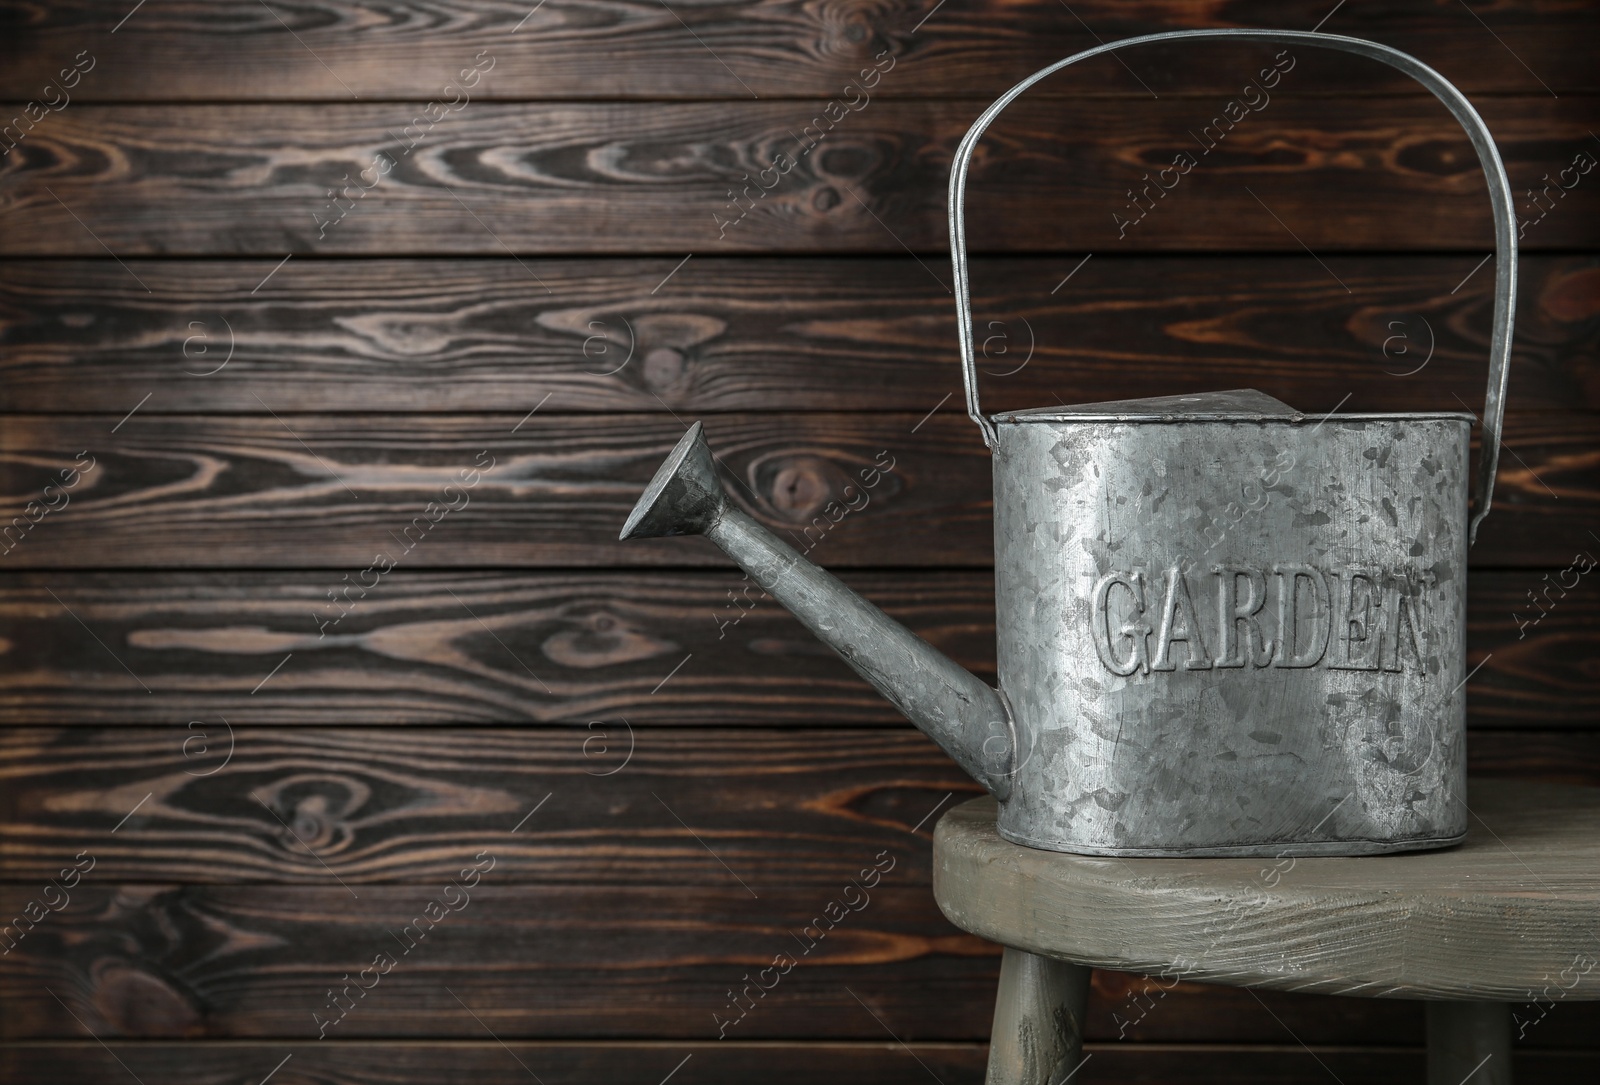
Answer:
top-left (991, 388), bottom-right (1476, 425)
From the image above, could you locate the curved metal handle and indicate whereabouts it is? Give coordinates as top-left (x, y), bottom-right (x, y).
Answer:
top-left (948, 29), bottom-right (1517, 544)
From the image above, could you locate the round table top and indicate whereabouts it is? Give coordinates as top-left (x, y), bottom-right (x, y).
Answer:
top-left (933, 778), bottom-right (1600, 1000)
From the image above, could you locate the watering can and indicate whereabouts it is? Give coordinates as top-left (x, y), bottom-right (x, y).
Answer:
top-left (622, 29), bottom-right (1516, 857)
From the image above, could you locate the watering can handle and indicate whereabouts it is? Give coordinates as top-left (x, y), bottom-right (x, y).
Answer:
top-left (949, 29), bottom-right (1518, 544)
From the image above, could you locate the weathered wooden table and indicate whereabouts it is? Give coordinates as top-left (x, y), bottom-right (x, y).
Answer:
top-left (933, 778), bottom-right (1600, 1085)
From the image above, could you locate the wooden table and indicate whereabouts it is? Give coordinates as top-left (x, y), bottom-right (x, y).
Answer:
top-left (933, 778), bottom-right (1600, 1085)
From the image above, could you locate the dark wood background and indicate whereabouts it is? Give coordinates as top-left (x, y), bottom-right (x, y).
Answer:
top-left (2, 2), bottom-right (1597, 1081)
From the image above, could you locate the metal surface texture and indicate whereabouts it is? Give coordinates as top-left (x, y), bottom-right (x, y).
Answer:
top-left (990, 390), bottom-right (1470, 854)
top-left (621, 423), bottom-right (1017, 797)
top-left (621, 30), bottom-right (1514, 857)
top-left (948, 27), bottom-right (1517, 545)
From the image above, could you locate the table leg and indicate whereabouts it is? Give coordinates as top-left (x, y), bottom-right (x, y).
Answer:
top-left (985, 947), bottom-right (1091, 1085)
top-left (1426, 1001), bottom-right (1512, 1085)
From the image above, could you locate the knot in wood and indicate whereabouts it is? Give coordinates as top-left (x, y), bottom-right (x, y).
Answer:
top-left (767, 456), bottom-right (844, 519)
top-left (642, 346), bottom-right (685, 388)
top-left (89, 957), bottom-right (204, 1038)
top-left (257, 775), bottom-right (367, 855)
top-left (542, 606), bottom-right (673, 669)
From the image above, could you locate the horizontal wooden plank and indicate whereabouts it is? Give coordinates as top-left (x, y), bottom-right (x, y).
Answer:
top-left (1468, 730), bottom-right (1600, 788)
top-left (0, 412), bottom-right (986, 567)
top-left (0, 412), bottom-right (1593, 568)
top-left (4, 727), bottom-right (1590, 887)
top-left (0, 572), bottom-right (994, 723)
top-left (1, 1042), bottom-right (1597, 1085)
top-left (0, 569), bottom-right (1593, 725)
top-left (3, 882), bottom-right (1597, 1046)
top-left (2, 1), bottom-right (1594, 100)
top-left (0, 729), bottom-right (1590, 895)
top-left (3, 98), bottom-right (1594, 255)
top-left (3, 254), bottom-right (1595, 414)
top-left (0, 727), bottom-right (980, 886)
top-left (0, 882), bottom-right (999, 1040)
top-left (0, 1042), bottom-right (990, 1085)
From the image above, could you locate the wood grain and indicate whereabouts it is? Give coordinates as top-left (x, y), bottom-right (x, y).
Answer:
top-left (0, 571), bottom-right (1592, 726)
top-left (3, 98), bottom-right (1594, 255)
top-left (986, 948), bottom-right (1090, 1085)
top-left (0, 727), bottom-right (981, 886)
top-left (5, 1042), bottom-right (1593, 1085)
top-left (2, 877), bottom-right (1596, 1048)
top-left (0, 412), bottom-right (988, 568)
top-left (0, 412), bottom-right (1593, 569)
top-left (1467, 731), bottom-right (1600, 789)
top-left (0, 882), bottom-right (999, 1040)
top-left (2, 2), bottom-right (1594, 1080)
top-left (1084, 967), bottom-right (1600, 1051)
top-left (4, 725), bottom-right (1590, 887)
top-left (3, 255), bottom-right (1594, 414)
top-left (2, 1), bottom-right (1592, 100)
top-left (0, 571), bottom-right (994, 723)
top-left (0, 1042), bottom-right (989, 1085)
top-left (934, 780), bottom-right (1600, 1000)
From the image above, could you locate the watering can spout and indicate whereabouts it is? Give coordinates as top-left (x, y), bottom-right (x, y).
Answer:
top-left (622, 423), bottom-right (1016, 798)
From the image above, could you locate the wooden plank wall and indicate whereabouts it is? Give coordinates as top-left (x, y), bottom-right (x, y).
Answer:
top-left (1, 2), bottom-right (1597, 1081)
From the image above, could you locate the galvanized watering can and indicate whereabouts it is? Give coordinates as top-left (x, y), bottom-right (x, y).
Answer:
top-left (623, 29), bottom-right (1516, 857)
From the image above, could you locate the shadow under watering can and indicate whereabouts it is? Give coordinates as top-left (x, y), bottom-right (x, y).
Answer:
top-left (622, 29), bottom-right (1518, 858)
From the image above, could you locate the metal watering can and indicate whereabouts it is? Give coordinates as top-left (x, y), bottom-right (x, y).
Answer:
top-left (622, 29), bottom-right (1516, 857)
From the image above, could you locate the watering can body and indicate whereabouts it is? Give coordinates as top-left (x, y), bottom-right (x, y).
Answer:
top-left (622, 29), bottom-right (1516, 857)
top-left (987, 390), bottom-right (1470, 853)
